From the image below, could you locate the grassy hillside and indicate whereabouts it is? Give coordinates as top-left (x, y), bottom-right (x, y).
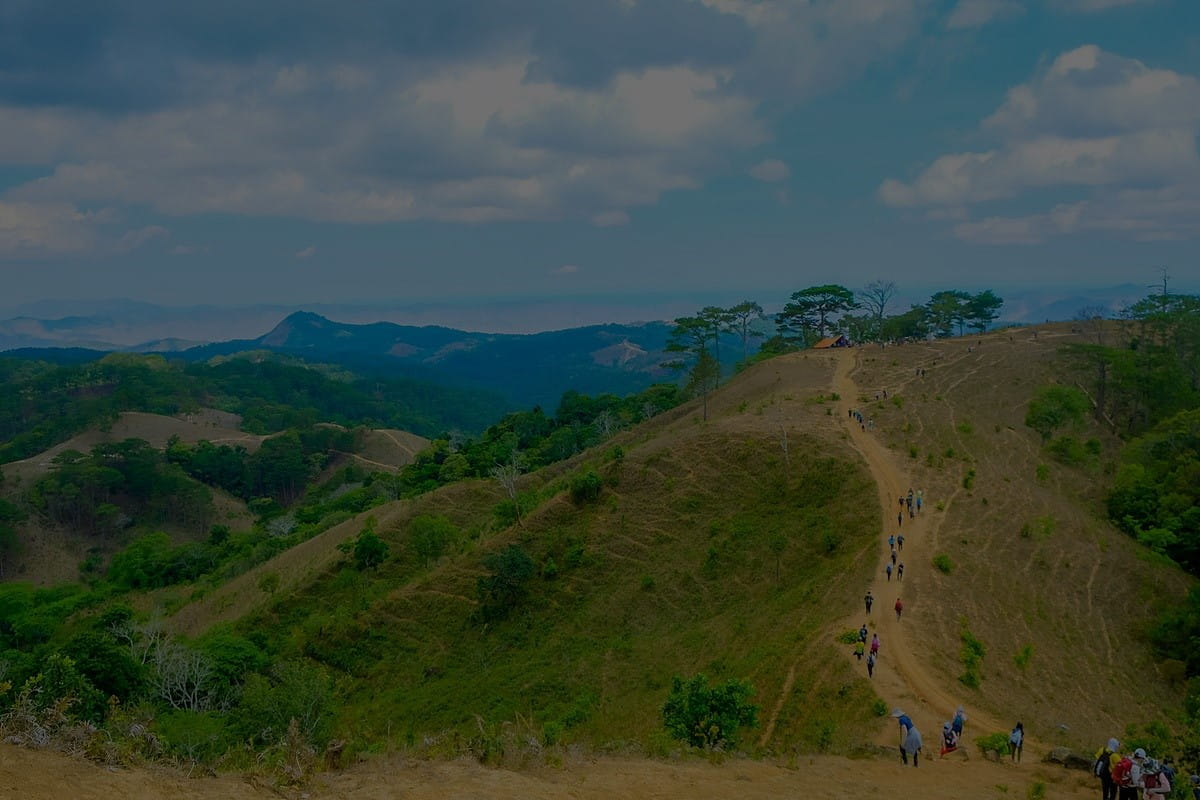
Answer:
top-left (850, 324), bottom-right (1192, 747)
top-left (169, 352), bottom-right (881, 753)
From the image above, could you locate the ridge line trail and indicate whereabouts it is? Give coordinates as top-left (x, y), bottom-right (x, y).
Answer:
top-left (831, 349), bottom-right (1009, 748)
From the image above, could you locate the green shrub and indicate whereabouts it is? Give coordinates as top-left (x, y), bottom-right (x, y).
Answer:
top-left (661, 673), bottom-right (758, 750)
top-left (837, 630), bottom-right (861, 644)
top-left (409, 514), bottom-right (457, 567)
top-left (350, 519), bottom-right (389, 570)
top-left (975, 731), bottom-right (1010, 757)
top-left (1013, 644), bottom-right (1033, 670)
top-left (1025, 385), bottom-right (1089, 441)
top-left (156, 710), bottom-right (231, 762)
top-left (569, 470), bottom-right (604, 505)
top-left (476, 545), bottom-right (535, 622)
top-left (933, 554), bottom-right (953, 574)
top-left (872, 699), bottom-right (889, 717)
top-left (963, 468), bottom-right (976, 490)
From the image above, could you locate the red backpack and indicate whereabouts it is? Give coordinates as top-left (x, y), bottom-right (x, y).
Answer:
top-left (1111, 757), bottom-right (1134, 787)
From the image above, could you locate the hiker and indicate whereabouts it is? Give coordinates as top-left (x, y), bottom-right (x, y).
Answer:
top-left (1161, 758), bottom-right (1178, 793)
top-left (897, 511), bottom-right (903, 528)
top-left (888, 534), bottom-right (895, 549)
top-left (939, 722), bottom-right (960, 757)
top-left (870, 633), bottom-right (880, 658)
top-left (854, 639), bottom-right (864, 661)
top-left (866, 651), bottom-right (876, 678)
top-left (1009, 722), bottom-right (1024, 762)
top-left (897, 562), bottom-right (904, 580)
top-left (864, 590), bottom-right (874, 614)
top-left (892, 709), bottom-right (922, 767)
top-left (916, 495), bottom-right (922, 513)
top-left (897, 534), bottom-right (904, 551)
top-left (1190, 774), bottom-right (1199, 800)
top-left (951, 706), bottom-right (967, 739)
top-left (894, 597), bottom-right (903, 621)
top-left (1094, 738), bottom-right (1121, 800)
top-left (886, 562), bottom-right (893, 581)
top-left (859, 624), bottom-right (869, 643)
top-left (891, 548), bottom-right (897, 566)
top-left (883, 389), bottom-right (888, 399)
top-left (1116, 748), bottom-right (1147, 800)
top-left (1142, 758), bottom-right (1172, 800)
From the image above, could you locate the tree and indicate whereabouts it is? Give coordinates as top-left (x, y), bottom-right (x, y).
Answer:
top-left (1025, 385), bottom-right (1089, 441)
top-left (726, 301), bottom-right (765, 360)
top-left (966, 290), bottom-right (1004, 333)
top-left (697, 306), bottom-right (733, 376)
top-left (476, 545), bottom-right (535, 622)
top-left (663, 316), bottom-right (719, 421)
top-left (857, 280), bottom-right (898, 342)
top-left (777, 285), bottom-right (859, 344)
top-left (409, 514), bottom-right (457, 567)
top-left (925, 290), bottom-right (971, 337)
top-left (661, 673), bottom-right (758, 750)
top-left (880, 306), bottom-right (930, 341)
top-left (489, 451), bottom-right (525, 527)
top-left (351, 517), bottom-right (389, 570)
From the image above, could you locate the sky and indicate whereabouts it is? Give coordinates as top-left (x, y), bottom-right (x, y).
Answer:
top-left (1, 0), bottom-right (1198, 320)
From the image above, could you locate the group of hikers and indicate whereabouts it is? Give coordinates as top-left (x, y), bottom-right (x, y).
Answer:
top-left (889, 705), bottom-right (980, 766)
top-left (1093, 738), bottom-right (1198, 800)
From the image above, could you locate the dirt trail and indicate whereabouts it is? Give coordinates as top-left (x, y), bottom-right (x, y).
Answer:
top-left (831, 349), bottom-right (1008, 751)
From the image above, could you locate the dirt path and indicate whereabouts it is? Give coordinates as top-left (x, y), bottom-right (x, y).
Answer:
top-left (831, 349), bottom-right (1008, 753)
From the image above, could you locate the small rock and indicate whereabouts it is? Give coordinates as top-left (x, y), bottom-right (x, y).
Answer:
top-left (1044, 746), bottom-right (1093, 771)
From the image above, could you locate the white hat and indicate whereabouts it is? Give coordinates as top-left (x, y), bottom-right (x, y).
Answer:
top-left (1133, 748), bottom-right (1147, 759)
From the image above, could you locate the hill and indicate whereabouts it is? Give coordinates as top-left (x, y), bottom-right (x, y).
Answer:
top-left (3, 327), bottom-right (1193, 797)
top-left (180, 311), bottom-right (677, 409)
top-left (163, 326), bottom-right (1191, 753)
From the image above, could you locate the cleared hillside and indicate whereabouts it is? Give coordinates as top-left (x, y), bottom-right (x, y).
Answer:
top-left (846, 324), bottom-right (1191, 748)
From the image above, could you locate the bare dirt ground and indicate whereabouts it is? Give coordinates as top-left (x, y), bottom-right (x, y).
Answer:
top-left (7, 331), bottom-right (1186, 797)
top-left (0, 742), bottom-right (1100, 800)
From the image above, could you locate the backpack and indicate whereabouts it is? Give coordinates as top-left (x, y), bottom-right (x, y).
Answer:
top-left (1093, 751), bottom-right (1112, 779)
top-left (1111, 757), bottom-right (1134, 787)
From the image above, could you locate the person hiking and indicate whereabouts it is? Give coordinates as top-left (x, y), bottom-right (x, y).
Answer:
top-left (1118, 748), bottom-right (1147, 800)
top-left (859, 624), bottom-right (869, 643)
top-left (864, 590), bottom-right (874, 614)
top-left (894, 597), bottom-right (903, 621)
top-left (854, 639), bottom-right (864, 661)
top-left (897, 562), bottom-right (905, 581)
top-left (1142, 758), bottom-right (1172, 800)
top-left (897, 534), bottom-right (904, 551)
top-left (916, 495), bottom-right (922, 513)
top-left (891, 548), bottom-right (898, 566)
top-left (897, 511), bottom-right (903, 528)
top-left (1009, 722), bottom-right (1024, 762)
top-left (951, 706), bottom-right (967, 739)
top-left (870, 633), bottom-right (880, 658)
top-left (886, 562), bottom-right (893, 581)
top-left (866, 651), bottom-right (876, 678)
top-left (888, 534), bottom-right (895, 549)
top-left (1189, 774), bottom-right (1199, 800)
top-left (892, 710), bottom-right (922, 767)
top-left (1094, 738), bottom-right (1121, 800)
top-left (939, 722), bottom-right (960, 757)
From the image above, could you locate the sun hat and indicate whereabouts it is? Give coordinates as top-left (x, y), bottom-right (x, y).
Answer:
top-left (891, 709), bottom-right (904, 718)
top-left (1143, 758), bottom-right (1159, 773)
top-left (1133, 748), bottom-right (1147, 758)
top-left (1107, 738), bottom-right (1120, 751)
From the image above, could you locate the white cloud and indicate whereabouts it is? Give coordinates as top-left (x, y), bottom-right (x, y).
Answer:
top-left (551, 264), bottom-right (580, 275)
top-left (749, 158), bottom-right (790, 182)
top-left (945, 0), bottom-right (1024, 29)
top-left (0, 201), bottom-right (134, 258)
top-left (880, 46), bottom-right (1200, 243)
top-left (120, 225), bottom-right (169, 250)
top-left (295, 245), bottom-right (316, 259)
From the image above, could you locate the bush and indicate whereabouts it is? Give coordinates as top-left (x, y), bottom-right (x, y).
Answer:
top-left (933, 554), bottom-right (953, 574)
top-left (409, 514), bottom-right (457, 567)
top-left (232, 660), bottom-right (334, 748)
top-left (661, 673), bottom-right (758, 750)
top-left (476, 545), bottom-right (535, 623)
top-left (975, 731), bottom-right (1010, 757)
top-left (156, 710), bottom-right (230, 762)
top-left (569, 470), bottom-right (604, 505)
top-left (1025, 385), bottom-right (1089, 441)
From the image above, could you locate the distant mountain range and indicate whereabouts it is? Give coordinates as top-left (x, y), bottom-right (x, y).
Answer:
top-left (0, 284), bottom-right (1168, 408)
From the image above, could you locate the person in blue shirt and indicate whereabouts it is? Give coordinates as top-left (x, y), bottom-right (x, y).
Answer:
top-left (891, 709), bottom-right (921, 766)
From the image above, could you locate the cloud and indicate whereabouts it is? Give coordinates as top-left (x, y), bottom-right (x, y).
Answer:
top-left (295, 245), bottom-right (316, 259)
top-left (551, 264), bottom-right (580, 274)
top-left (944, 0), bottom-right (1024, 29)
top-left (120, 225), bottom-right (169, 250)
top-left (0, 201), bottom-right (130, 257)
top-left (1049, 0), bottom-right (1155, 11)
top-left (880, 46), bottom-right (1200, 242)
top-left (749, 159), bottom-right (790, 182)
top-left (591, 210), bottom-right (631, 227)
top-left (0, 0), bottom-right (941, 251)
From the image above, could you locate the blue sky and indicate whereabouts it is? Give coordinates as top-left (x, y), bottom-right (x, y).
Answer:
top-left (1, 0), bottom-right (1197, 316)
